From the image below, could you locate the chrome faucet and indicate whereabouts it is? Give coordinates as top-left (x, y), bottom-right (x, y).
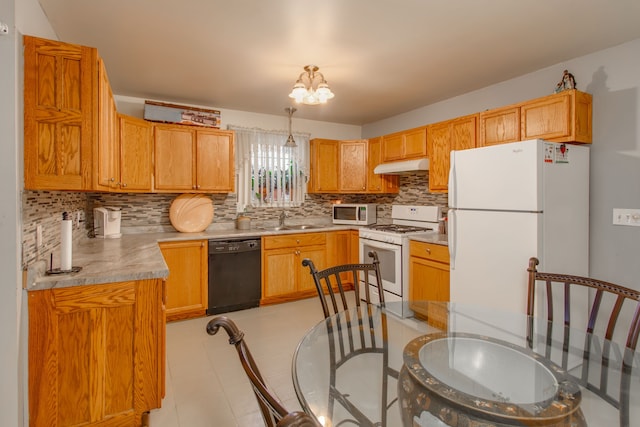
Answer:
top-left (279, 210), bottom-right (287, 227)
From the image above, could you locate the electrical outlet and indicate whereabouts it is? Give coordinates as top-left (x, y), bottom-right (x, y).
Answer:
top-left (36, 224), bottom-right (43, 247)
top-left (612, 208), bottom-right (640, 227)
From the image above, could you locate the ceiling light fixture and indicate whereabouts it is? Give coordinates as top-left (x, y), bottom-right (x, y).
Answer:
top-left (284, 107), bottom-right (297, 147)
top-left (288, 65), bottom-right (335, 105)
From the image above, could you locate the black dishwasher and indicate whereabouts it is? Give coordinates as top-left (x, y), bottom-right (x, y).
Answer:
top-left (206, 238), bottom-right (261, 315)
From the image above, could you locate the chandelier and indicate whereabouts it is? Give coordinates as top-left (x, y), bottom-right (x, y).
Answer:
top-left (288, 65), bottom-right (335, 105)
top-left (284, 107), bottom-right (297, 147)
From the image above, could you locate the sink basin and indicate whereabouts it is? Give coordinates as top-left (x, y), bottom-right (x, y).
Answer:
top-left (259, 224), bottom-right (322, 231)
top-left (285, 224), bottom-right (321, 230)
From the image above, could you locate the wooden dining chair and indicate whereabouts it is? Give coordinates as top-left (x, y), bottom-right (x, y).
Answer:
top-left (526, 257), bottom-right (640, 427)
top-left (206, 316), bottom-right (320, 427)
top-left (302, 250), bottom-right (384, 318)
top-left (302, 251), bottom-right (398, 426)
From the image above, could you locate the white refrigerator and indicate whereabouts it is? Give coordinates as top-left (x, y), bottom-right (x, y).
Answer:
top-left (447, 139), bottom-right (590, 314)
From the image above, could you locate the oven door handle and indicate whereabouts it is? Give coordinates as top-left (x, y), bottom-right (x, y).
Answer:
top-left (359, 239), bottom-right (401, 252)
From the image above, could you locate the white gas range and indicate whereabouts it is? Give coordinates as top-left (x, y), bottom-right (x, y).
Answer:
top-left (359, 205), bottom-right (441, 317)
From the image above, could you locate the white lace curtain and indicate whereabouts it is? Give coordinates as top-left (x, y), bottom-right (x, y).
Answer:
top-left (230, 125), bottom-right (310, 213)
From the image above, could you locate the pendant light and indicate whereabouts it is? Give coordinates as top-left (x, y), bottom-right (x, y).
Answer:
top-left (284, 107), bottom-right (297, 147)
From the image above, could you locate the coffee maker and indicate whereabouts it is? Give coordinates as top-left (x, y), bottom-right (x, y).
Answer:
top-left (93, 207), bottom-right (122, 238)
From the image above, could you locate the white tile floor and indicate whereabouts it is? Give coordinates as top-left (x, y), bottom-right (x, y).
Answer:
top-left (148, 296), bottom-right (328, 427)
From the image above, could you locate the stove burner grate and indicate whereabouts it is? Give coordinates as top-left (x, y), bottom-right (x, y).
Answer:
top-left (366, 224), bottom-right (432, 234)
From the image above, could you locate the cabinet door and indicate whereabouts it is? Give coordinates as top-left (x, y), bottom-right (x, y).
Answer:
top-left (119, 115), bottom-right (153, 191)
top-left (159, 240), bottom-right (208, 321)
top-left (262, 247), bottom-right (298, 298)
top-left (326, 231), bottom-right (353, 285)
top-left (426, 121), bottom-right (451, 193)
top-left (452, 114), bottom-right (478, 151)
top-left (96, 58), bottom-right (119, 190)
top-left (195, 129), bottom-right (235, 192)
top-left (409, 256), bottom-right (450, 302)
top-left (479, 105), bottom-right (520, 147)
top-left (298, 245), bottom-right (327, 292)
top-left (309, 139), bottom-right (340, 192)
top-left (340, 140), bottom-right (367, 192)
top-left (520, 90), bottom-right (592, 143)
top-left (367, 138), bottom-right (398, 193)
top-left (28, 280), bottom-right (164, 426)
top-left (381, 132), bottom-right (404, 162)
top-left (403, 127), bottom-right (427, 159)
top-left (24, 36), bottom-right (96, 190)
top-left (154, 125), bottom-right (195, 191)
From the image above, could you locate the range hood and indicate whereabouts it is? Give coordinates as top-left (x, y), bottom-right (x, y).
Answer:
top-left (373, 158), bottom-right (429, 175)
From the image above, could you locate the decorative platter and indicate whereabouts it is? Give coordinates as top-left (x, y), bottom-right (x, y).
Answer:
top-left (400, 332), bottom-right (584, 426)
top-left (169, 194), bottom-right (214, 233)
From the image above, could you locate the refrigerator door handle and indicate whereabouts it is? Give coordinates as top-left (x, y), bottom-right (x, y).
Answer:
top-left (448, 151), bottom-right (457, 208)
top-left (448, 209), bottom-right (456, 270)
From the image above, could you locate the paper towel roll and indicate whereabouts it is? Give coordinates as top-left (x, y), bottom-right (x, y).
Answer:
top-left (61, 214), bottom-right (73, 271)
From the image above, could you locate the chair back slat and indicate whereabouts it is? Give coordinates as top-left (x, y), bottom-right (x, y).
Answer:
top-left (302, 251), bottom-right (384, 319)
top-left (206, 316), bottom-right (320, 427)
top-left (526, 257), bottom-right (640, 427)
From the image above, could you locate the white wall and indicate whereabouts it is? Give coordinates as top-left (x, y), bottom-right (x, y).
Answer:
top-left (116, 95), bottom-right (362, 140)
top-left (363, 39), bottom-right (640, 290)
top-left (7, 1), bottom-right (57, 425)
top-left (0, 0), bottom-right (20, 425)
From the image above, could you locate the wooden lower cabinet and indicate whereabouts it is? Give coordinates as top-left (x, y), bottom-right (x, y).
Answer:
top-left (159, 240), bottom-right (208, 322)
top-left (28, 279), bottom-right (165, 426)
top-left (409, 241), bottom-right (450, 327)
top-left (261, 232), bottom-right (326, 304)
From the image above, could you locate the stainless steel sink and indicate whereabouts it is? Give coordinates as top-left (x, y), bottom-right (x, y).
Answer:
top-left (285, 224), bottom-right (321, 230)
top-left (259, 224), bottom-right (321, 231)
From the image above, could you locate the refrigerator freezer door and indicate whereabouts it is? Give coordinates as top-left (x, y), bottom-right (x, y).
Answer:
top-left (449, 209), bottom-right (541, 313)
top-left (449, 139), bottom-right (543, 211)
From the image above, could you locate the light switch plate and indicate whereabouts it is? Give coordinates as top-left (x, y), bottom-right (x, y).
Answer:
top-left (612, 208), bottom-right (640, 227)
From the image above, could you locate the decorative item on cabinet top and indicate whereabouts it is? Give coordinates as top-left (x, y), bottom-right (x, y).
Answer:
top-left (144, 100), bottom-right (221, 128)
top-left (169, 194), bottom-right (214, 233)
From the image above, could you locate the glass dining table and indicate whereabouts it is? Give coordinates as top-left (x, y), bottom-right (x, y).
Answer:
top-left (292, 301), bottom-right (639, 427)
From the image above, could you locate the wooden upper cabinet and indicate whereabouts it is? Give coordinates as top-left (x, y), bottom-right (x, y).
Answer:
top-left (118, 114), bottom-right (153, 191)
top-left (95, 58), bottom-right (119, 191)
top-left (427, 114), bottom-right (478, 193)
top-left (339, 140), bottom-right (367, 192)
top-left (367, 137), bottom-right (399, 194)
top-left (426, 120), bottom-right (452, 193)
top-left (381, 132), bottom-right (404, 162)
top-left (521, 89), bottom-right (592, 143)
top-left (153, 124), bottom-right (234, 193)
top-left (479, 105), bottom-right (521, 147)
top-left (309, 138), bottom-right (340, 193)
top-left (381, 126), bottom-right (427, 162)
top-left (195, 128), bottom-right (235, 192)
top-left (154, 124), bottom-right (195, 191)
top-left (479, 90), bottom-right (592, 147)
top-left (403, 126), bottom-right (428, 159)
top-left (24, 35), bottom-right (96, 190)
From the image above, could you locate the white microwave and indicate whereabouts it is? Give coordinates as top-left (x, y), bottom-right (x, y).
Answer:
top-left (332, 204), bottom-right (377, 225)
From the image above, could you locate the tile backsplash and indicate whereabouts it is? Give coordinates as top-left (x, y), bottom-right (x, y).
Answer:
top-left (21, 174), bottom-right (447, 268)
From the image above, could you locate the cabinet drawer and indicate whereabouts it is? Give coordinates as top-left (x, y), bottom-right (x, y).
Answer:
top-left (409, 240), bottom-right (449, 264)
top-left (263, 232), bottom-right (326, 250)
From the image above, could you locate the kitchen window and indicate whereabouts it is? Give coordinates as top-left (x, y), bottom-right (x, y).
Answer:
top-left (231, 126), bottom-right (309, 213)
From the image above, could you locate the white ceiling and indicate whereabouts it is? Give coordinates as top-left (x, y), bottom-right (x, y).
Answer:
top-left (38, 0), bottom-right (640, 126)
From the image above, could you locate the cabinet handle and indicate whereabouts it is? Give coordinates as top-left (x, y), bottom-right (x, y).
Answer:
top-left (110, 177), bottom-right (115, 182)
top-left (296, 239), bottom-right (300, 244)
top-left (121, 183), bottom-right (127, 188)
top-left (425, 248), bottom-right (431, 254)
top-left (362, 186), bottom-right (365, 190)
